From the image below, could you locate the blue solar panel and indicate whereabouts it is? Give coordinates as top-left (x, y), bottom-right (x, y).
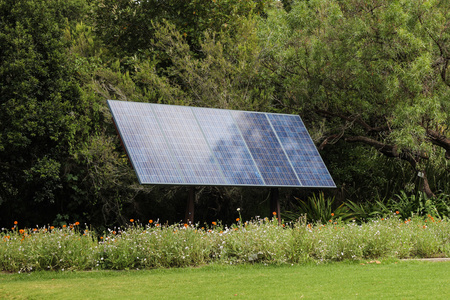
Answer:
top-left (107, 100), bottom-right (335, 188)
top-left (151, 104), bottom-right (226, 185)
top-left (231, 111), bottom-right (301, 186)
top-left (193, 108), bottom-right (264, 186)
top-left (108, 101), bottom-right (184, 184)
top-left (267, 114), bottom-right (335, 187)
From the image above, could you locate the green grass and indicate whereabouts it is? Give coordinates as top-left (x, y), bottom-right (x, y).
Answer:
top-left (1, 260), bottom-right (449, 299)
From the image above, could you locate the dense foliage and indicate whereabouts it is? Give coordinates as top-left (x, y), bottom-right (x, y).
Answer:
top-left (0, 0), bottom-right (448, 228)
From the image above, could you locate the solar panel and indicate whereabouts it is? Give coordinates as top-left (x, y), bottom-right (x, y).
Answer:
top-left (108, 100), bottom-right (335, 188)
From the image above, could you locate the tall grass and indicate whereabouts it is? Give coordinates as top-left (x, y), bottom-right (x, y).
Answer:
top-left (1, 215), bottom-right (449, 273)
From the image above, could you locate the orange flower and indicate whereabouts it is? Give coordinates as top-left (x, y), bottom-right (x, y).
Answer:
top-left (63, 225), bottom-right (67, 228)
top-left (331, 213), bottom-right (334, 217)
top-left (184, 223), bottom-right (188, 228)
top-left (395, 211), bottom-right (400, 214)
top-left (149, 220), bottom-right (153, 224)
top-left (50, 226), bottom-right (55, 230)
top-left (74, 222), bottom-right (80, 226)
top-left (272, 211), bottom-right (277, 216)
top-left (19, 229), bottom-right (25, 234)
top-left (329, 220), bottom-right (332, 223)
top-left (236, 218), bottom-right (240, 222)
top-left (100, 236), bottom-right (103, 239)
top-left (130, 219), bottom-right (134, 223)
top-left (14, 221), bottom-right (18, 225)
top-left (212, 221), bottom-right (217, 226)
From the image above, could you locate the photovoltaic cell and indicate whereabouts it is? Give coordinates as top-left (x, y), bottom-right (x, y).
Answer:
top-left (107, 100), bottom-right (335, 188)
top-left (193, 108), bottom-right (264, 185)
top-left (151, 104), bottom-right (226, 185)
top-left (267, 114), bottom-right (335, 187)
top-left (231, 111), bottom-right (300, 186)
top-left (108, 101), bottom-right (184, 184)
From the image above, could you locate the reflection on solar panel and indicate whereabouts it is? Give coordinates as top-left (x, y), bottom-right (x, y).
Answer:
top-left (108, 100), bottom-right (335, 188)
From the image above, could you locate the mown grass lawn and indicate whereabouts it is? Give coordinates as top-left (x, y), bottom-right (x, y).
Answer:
top-left (1, 260), bottom-right (449, 299)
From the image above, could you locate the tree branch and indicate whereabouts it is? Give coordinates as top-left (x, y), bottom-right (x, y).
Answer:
top-left (426, 129), bottom-right (450, 160)
top-left (317, 109), bottom-right (389, 133)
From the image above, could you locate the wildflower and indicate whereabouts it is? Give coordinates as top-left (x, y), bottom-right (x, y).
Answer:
top-left (184, 223), bottom-right (188, 228)
top-left (63, 225), bottom-right (67, 228)
top-left (19, 229), bottom-right (25, 234)
top-left (272, 212), bottom-right (277, 216)
top-left (14, 221), bottom-right (18, 225)
top-left (74, 222), bottom-right (80, 226)
top-left (331, 213), bottom-right (334, 217)
top-left (130, 219), bottom-right (134, 223)
top-left (149, 220), bottom-right (153, 224)
top-left (395, 211), bottom-right (400, 215)
top-left (50, 226), bottom-right (55, 230)
top-left (212, 221), bottom-right (217, 226)
top-left (100, 237), bottom-right (103, 239)
top-left (237, 208), bottom-right (241, 212)
top-left (236, 218), bottom-right (240, 222)
top-left (329, 220), bottom-right (332, 223)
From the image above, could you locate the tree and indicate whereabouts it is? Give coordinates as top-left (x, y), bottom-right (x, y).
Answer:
top-left (0, 0), bottom-right (94, 226)
top-left (94, 0), bottom-right (271, 58)
top-left (260, 0), bottom-right (450, 198)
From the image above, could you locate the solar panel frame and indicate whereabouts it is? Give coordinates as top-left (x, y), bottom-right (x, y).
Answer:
top-left (107, 100), bottom-right (336, 188)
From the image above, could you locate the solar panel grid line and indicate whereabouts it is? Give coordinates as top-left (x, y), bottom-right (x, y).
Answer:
top-left (264, 113), bottom-right (304, 187)
top-left (151, 104), bottom-right (226, 185)
top-left (231, 111), bottom-right (300, 186)
top-left (190, 109), bottom-right (230, 185)
top-left (225, 110), bottom-right (268, 186)
top-left (107, 100), bottom-right (335, 188)
top-left (109, 100), bottom-right (187, 185)
top-left (266, 113), bottom-right (335, 188)
top-left (193, 107), bottom-right (265, 186)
